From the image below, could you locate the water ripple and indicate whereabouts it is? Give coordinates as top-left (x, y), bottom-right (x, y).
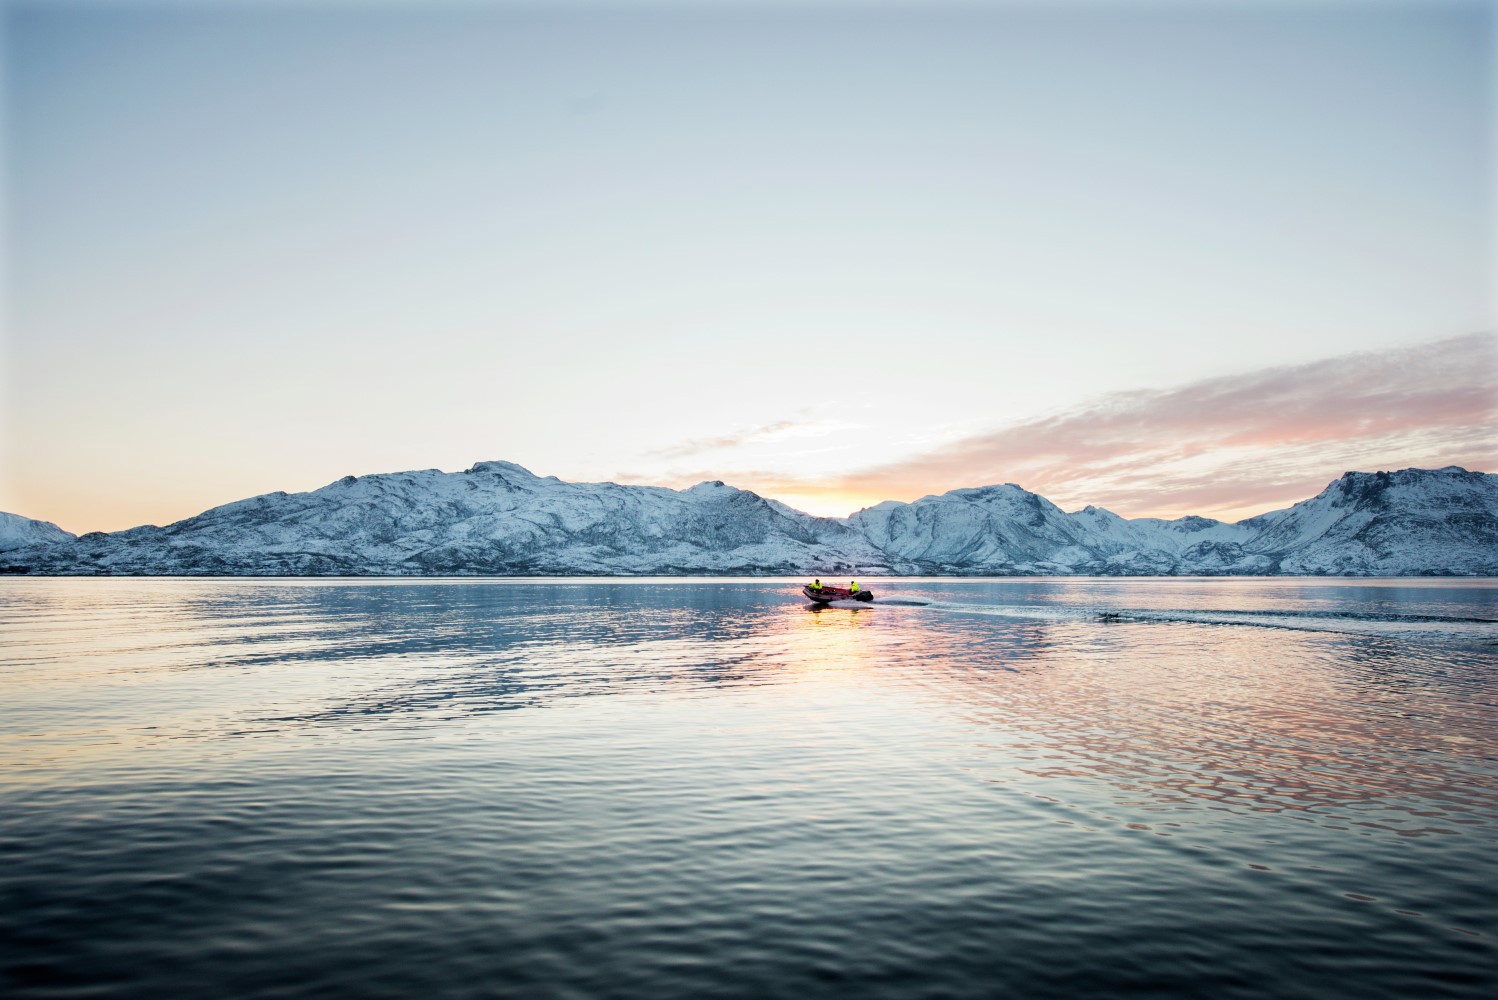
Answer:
top-left (2, 577), bottom-right (1495, 998)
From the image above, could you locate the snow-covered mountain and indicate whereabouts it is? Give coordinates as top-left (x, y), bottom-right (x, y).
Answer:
top-left (0, 512), bottom-right (75, 552)
top-left (847, 485), bottom-right (1254, 575)
top-left (3, 461), bottom-right (886, 576)
top-left (1241, 467), bottom-right (1497, 576)
top-left (2, 463), bottom-right (1493, 576)
top-left (847, 467), bottom-right (1496, 576)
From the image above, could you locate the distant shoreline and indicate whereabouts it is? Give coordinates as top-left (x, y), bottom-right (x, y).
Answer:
top-left (4, 572), bottom-right (1494, 581)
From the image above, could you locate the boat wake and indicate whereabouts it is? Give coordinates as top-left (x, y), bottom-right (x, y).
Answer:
top-left (1090, 606), bottom-right (1498, 642)
top-left (921, 600), bottom-right (1498, 644)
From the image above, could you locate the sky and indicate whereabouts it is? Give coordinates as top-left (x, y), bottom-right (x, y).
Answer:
top-left (2, 0), bottom-right (1494, 533)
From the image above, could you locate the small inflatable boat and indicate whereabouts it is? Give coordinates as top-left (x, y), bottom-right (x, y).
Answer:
top-left (803, 584), bottom-right (873, 604)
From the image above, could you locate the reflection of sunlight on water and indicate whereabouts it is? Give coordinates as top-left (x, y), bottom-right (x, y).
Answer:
top-left (771, 601), bottom-right (1483, 850)
top-left (793, 601), bottom-right (880, 673)
top-left (4, 579), bottom-right (1496, 844)
top-left (757, 585), bottom-right (1498, 848)
top-left (908, 621), bottom-right (1498, 841)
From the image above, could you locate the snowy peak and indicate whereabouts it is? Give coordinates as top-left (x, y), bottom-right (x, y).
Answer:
top-left (1286, 466), bottom-right (1485, 509)
top-left (948, 482), bottom-right (1065, 517)
top-left (848, 480), bottom-right (1094, 571)
top-left (466, 460), bottom-right (541, 478)
top-left (1169, 515), bottom-right (1224, 532)
top-left (0, 512), bottom-right (75, 552)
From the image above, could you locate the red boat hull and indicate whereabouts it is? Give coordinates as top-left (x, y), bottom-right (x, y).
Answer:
top-left (803, 585), bottom-right (873, 603)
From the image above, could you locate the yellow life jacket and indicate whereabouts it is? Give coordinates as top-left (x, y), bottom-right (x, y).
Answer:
top-left (850, 581), bottom-right (859, 592)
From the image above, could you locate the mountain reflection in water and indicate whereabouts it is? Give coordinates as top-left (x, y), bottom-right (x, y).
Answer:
top-left (1, 577), bottom-right (1495, 999)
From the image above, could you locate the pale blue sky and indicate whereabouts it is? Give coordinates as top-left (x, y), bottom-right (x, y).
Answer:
top-left (3, 0), bottom-right (1493, 530)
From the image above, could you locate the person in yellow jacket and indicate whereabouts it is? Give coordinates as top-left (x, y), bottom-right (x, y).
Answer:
top-left (849, 580), bottom-right (860, 593)
top-left (811, 578), bottom-right (823, 592)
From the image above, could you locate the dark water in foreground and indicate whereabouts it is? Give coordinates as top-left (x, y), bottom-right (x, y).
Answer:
top-left (1, 577), bottom-right (1495, 998)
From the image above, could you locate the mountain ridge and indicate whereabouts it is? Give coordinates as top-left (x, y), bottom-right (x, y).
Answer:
top-left (3, 464), bottom-right (1494, 576)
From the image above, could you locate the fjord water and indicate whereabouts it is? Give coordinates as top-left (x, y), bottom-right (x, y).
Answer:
top-left (2, 579), bottom-right (1495, 998)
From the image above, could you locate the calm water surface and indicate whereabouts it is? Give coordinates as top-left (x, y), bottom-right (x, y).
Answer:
top-left (2, 577), bottom-right (1496, 998)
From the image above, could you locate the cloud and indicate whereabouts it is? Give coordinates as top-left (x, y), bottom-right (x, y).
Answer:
top-left (682, 333), bottom-right (1498, 519)
top-left (643, 420), bottom-right (805, 461)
